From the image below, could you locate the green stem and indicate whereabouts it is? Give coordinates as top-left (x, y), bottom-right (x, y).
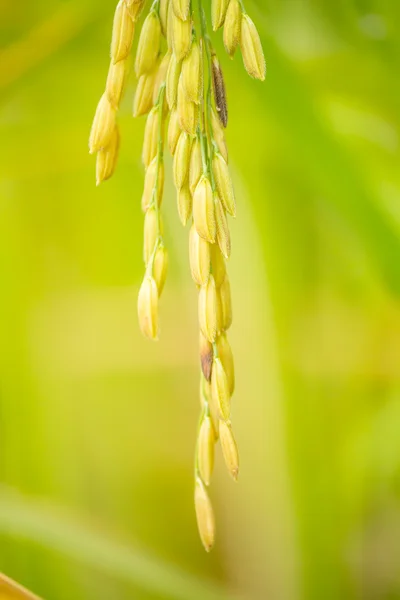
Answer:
top-left (197, 0), bottom-right (217, 190)
top-left (147, 83), bottom-right (166, 274)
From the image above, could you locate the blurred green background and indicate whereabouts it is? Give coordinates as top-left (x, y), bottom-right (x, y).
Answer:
top-left (1, 0), bottom-right (400, 598)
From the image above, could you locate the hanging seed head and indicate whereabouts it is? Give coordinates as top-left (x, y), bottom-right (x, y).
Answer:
top-left (218, 274), bottom-right (232, 331)
top-left (211, 357), bottom-right (231, 420)
top-left (168, 108), bottom-right (181, 154)
top-left (194, 479), bottom-right (215, 552)
top-left (215, 194), bottom-right (231, 259)
top-left (219, 420), bottom-right (239, 480)
top-left (106, 59), bottom-right (127, 109)
top-left (193, 176), bottom-right (217, 243)
top-left (198, 275), bottom-right (218, 343)
top-left (211, 53), bottom-right (228, 127)
top-left (189, 136), bottom-right (203, 195)
top-left (166, 52), bottom-right (181, 109)
top-left (171, 11), bottom-right (192, 61)
top-left (177, 184), bottom-right (193, 226)
top-left (212, 152), bottom-right (236, 216)
top-left (172, 0), bottom-right (191, 22)
top-left (182, 39), bottom-right (202, 104)
top-left (135, 10), bottom-right (161, 77)
top-left (141, 157), bottom-right (164, 211)
top-left (133, 67), bottom-right (158, 117)
top-left (90, 0), bottom-right (267, 555)
top-left (142, 107), bottom-right (159, 168)
top-left (177, 77), bottom-right (198, 136)
top-left (216, 332), bottom-right (235, 395)
top-left (223, 0), bottom-right (241, 58)
top-left (240, 13), bottom-right (266, 81)
top-left (96, 125), bottom-right (120, 186)
top-left (199, 331), bottom-right (213, 382)
top-left (138, 276), bottom-right (159, 340)
top-left (89, 93), bottom-right (116, 154)
top-left (173, 131), bottom-right (192, 189)
top-left (111, 0), bottom-right (135, 64)
top-left (211, 0), bottom-right (229, 31)
top-left (152, 246), bottom-right (168, 296)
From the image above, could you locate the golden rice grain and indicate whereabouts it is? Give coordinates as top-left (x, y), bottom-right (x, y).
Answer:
top-left (106, 59), bottom-right (127, 108)
top-left (177, 184), bottom-right (193, 226)
top-left (173, 131), bottom-right (192, 188)
top-left (153, 52), bottom-right (171, 105)
top-left (142, 107), bottom-right (159, 168)
top-left (135, 10), bottom-right (161, 77)
top-left (143, 206), bottom-right (160, 264)
top-left (166, 52), bottom-right (181, 109)
top-left (194, 479), bottom-right (215, 552)
top-left (171, 11), bottom-right (192, 61)
top-left (216, 332), bottom-right (235, 395)
top-left (182, 39), bottom-right (202, 104)
top-left (218, 275), bottom-right (232, 331)
top-left (215, 194), bottom-right (231, 259)
top-left (111, 0), bottom-right (135, 64)
top-left (193, 176), bottom-right (216, 243)
top-left (138, 276), bottom-right (159, 340)
top-left (240, 13), bottom-right (266, 81)
top-left (152, 246), bottom-right (168, 296)
top-left (198, 275), bottom-right (218, 343)
top-left (219, 420), bottom-right (239, 480)
top-left (189, 136), bottom-right (203, 195)
top-left (126, 0), bottom-right (145, 21)
top-left (89, 93), bottom-right (116, 154)
top-left (210, 243), bottom-right (226, 288)
top-left (177, 77), bottom-right (198, 136)
top-left (168, 108), bottom-right (181, 154)
top-left (141, 157), bottom-right (165, 211)
top-left (197, 416), bottom-right (215, 485)
top-left (211, 0), bottom-right (229, 31)
top-left (172, 0), bottom-right (190, 21)
top-left (96, 125), bottom-right (120, 185)
top-left (211, 357), bottom-right (231, 420)
top-left (159, 0), bottom-right (170, 36)
top-left (133, 66), bottom-right (158, 117)
top-left (210, 108), bottom-right (228, 162)
top-left (212, 152), bottom-right (236, 216)
top-left (189, 223), bottom-right (211, 286)
top-left (223, 0), bottom-right (241, 57)
top-left (199, 331), bottom-right (213, 382)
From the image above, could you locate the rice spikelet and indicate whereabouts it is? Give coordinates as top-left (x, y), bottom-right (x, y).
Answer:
top-left (96, 125), bottom-right (120, 185)
top-left (111, 0), bottom-right (135, 64)
top-left (223, 0), bottom-right (241, 57)
top-left (240, 13), bottom-right (266, 81)
top-left (135, 10), bottom-right (161, 77)
top-left (89, 0), bottom-right (267, 553)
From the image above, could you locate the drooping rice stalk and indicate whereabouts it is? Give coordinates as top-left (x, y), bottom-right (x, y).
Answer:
top-left (89, 0), bottom-right (266, 551)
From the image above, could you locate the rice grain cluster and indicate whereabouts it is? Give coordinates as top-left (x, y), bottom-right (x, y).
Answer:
top-left (89, 0), bottom-right (266, 552)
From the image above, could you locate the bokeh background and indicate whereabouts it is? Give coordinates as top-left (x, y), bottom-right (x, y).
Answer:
top-left (1, 0), bottom-right (400, 598)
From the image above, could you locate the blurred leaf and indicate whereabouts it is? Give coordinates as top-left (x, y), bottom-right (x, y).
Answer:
top-left (0, 574), bottom-right (40, 600)
top-left (0, 488), bottom-right (239, 600)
